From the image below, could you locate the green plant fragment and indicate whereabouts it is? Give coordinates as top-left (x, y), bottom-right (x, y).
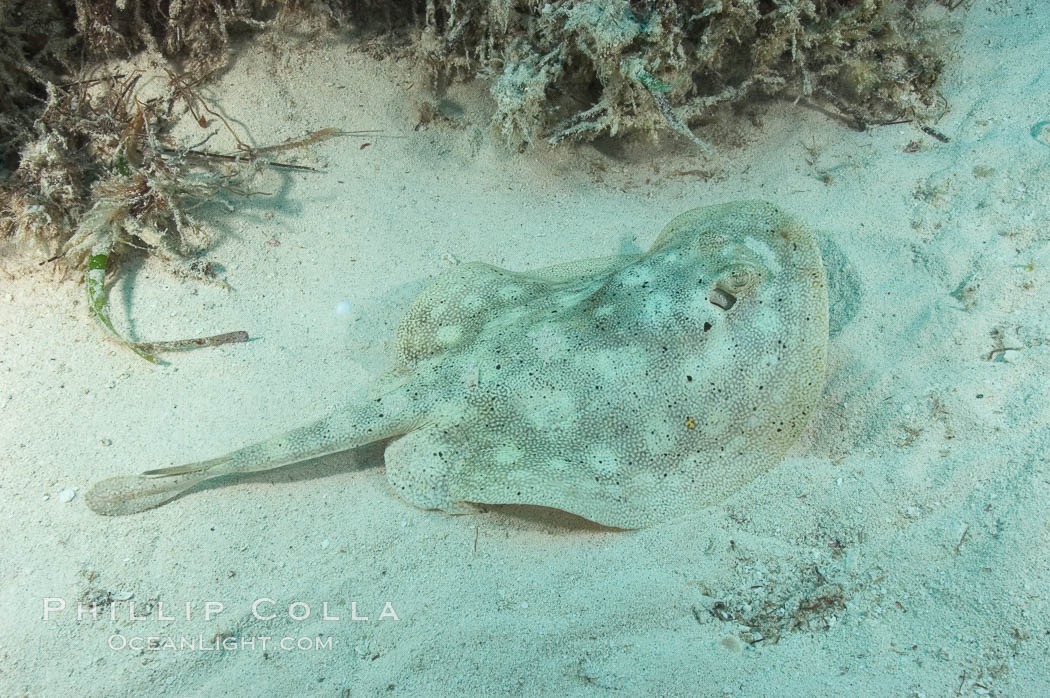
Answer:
top-left (86, 241), bottom-right (157, 363)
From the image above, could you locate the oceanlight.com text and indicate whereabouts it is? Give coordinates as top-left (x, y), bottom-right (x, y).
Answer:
top-left (107, 634), bottom-right (334, 652)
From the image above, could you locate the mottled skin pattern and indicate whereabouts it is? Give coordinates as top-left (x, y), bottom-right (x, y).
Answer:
top-left (87, 201), bottom-right (828, 528)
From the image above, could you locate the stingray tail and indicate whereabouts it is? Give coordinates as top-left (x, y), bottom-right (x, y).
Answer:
top-left (86, 455), bottom-right (229, 516)
top-left (85, 392), bottom-right (420, 516)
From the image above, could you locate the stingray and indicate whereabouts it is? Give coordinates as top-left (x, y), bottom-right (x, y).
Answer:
top-left (86, 201), bottom-right (829, 528)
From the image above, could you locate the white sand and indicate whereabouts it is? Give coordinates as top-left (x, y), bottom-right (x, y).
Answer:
top-left (2, 2), bottom-right (1049, 695)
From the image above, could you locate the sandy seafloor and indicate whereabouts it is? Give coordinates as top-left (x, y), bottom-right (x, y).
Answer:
top-left (2, 2), bottom-right (1049, 696)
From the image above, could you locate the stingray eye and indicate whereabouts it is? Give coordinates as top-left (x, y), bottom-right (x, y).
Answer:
top-left (709, 265), bottom-right (758, 310)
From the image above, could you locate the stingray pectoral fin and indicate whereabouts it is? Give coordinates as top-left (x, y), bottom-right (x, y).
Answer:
top-left (384, 428), bottom-right (474, 515)
top-left (86, 472), bottom-right (211, 516)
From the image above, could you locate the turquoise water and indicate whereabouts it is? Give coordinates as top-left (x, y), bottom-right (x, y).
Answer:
top-left (4, 3), bottom-right (1050, 695)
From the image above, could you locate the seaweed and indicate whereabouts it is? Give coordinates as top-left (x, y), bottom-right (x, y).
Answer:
top-left (425, 0), bottom-right (951, 150)
top-left (84, 240), bottom-right (155, 362)
top-left (2, 1), bottom-right (958, 164)
top-left (0, 0), bottom-right (284, 167)
top-left (0, 0), bottom-right (961, 361)
top-left (0, 62), bottom-right (350, 361)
